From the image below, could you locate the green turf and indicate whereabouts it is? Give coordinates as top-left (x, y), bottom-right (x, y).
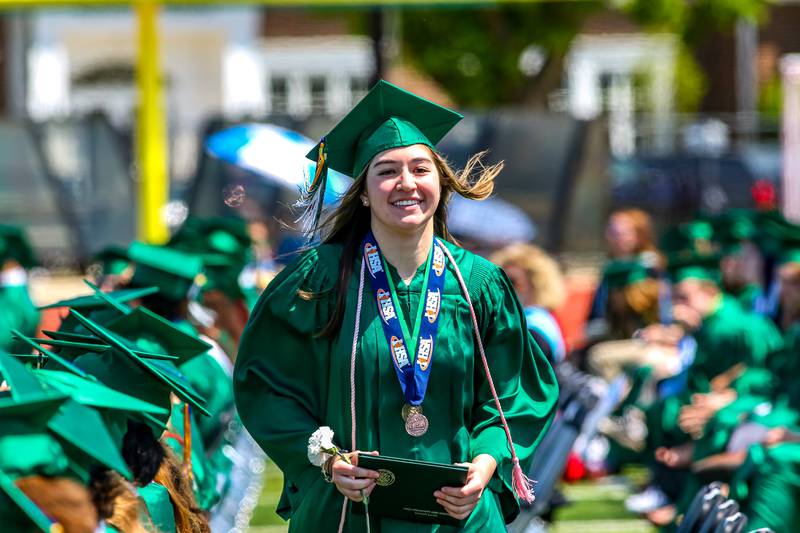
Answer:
top-left (249, 459), bottom-right (288, 528)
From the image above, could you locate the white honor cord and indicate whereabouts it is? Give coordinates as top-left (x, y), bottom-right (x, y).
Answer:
top-left (338, 256), bottom-right (367, 533)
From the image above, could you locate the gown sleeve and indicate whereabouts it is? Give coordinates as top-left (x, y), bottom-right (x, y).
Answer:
top-left (233, 246), bottom-right (336, 516)
top-left (466, 260), bottom-right (559, 514)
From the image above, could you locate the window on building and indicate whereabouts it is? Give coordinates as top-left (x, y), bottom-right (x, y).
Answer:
top-left (271, 76), bottom-right (289, 115)
top-left (310, 76), bottom-right (327, 115)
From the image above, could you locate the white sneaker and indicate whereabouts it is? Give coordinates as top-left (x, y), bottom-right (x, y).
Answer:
top-left (624, 486), bottom-right (669, 514)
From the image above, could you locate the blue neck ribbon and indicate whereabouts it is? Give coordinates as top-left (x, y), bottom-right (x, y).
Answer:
top-left (362, 231), bottom-right (447, 406)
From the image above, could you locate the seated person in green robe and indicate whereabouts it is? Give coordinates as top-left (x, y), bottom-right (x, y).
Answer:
top-left (234, 80), bottom-right (559, 533)
top-left (585, 208), bottom-right (663, 342)
top-left (651, 264), bottom-right (782, 464)
top-left (0, 226), bottom-right (40, 353)
top-left (630, 263), bottom-right (782, 524)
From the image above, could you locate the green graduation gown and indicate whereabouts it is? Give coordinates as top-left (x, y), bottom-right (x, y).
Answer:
top-left (139, 482), bottom-right (176, 533)
top-left (645, 296), bottom-right (783, 453)
top-left (688, 295), bottom-right (782, 395)
top-left (0, 284), bottom-right (40, 353)
top-left (731, 442), bottom-right (800, 532)
top-left (234, 241), bottom-right (558, 532)
top-left (692, 321), bottom-right (798, 461)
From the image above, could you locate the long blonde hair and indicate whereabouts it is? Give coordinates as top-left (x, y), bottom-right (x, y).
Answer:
top-left (154, 443), bottom-right (210, 533)
top-left (90, 468), bottom-right (151, 533)
top-left (490, 243), bottom-right (566, 311)
top-left (310, 147), bottom-right (503, 337)
top-left (16, 476), bottom-right (99, 533)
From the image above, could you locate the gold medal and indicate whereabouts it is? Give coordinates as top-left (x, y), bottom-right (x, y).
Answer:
top-left (403, 404), bottom-right (429, 437)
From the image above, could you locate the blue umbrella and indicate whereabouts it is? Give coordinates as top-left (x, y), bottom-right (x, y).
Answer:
top-left (206, 123), bottom-right (351, 203)
top-left (447, 195), bottom-right (536, 246)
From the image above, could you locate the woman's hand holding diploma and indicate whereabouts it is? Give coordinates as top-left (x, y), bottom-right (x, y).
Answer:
top-left (434, 454), bottom-right (497, 521)
top-left (331, 451), bottom-right (380, 503)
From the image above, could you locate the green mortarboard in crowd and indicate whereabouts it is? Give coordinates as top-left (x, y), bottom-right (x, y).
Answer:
top-left (660, 220), bottom-right (716, 256)
top-left (128, 242), bottom-right (203, 301)
top-left (76, 279), bottom-right (210, 364)
top-left (94, 245), bottom-right (132, 277)
top-left (779, 248), bottom-right (800, 266)
top-left (603, 259), bottom-right (654, 289)
top-left (755, 211), bottom-right (800, 258)
top-left (105, 306), bottom-right (210, 365)
top-left (0, 350), bottom-right (131, 481)
top-left (11, 331), bottom-right (93, 377)
top-left (718, 209), bottom-right (757, 241)
top-left (32, 367), bottom-right (169, 452)
top-left (0, 226), bottom-right (36, 268)
top-left (306, 80), bottom-right (463, 179)
top-left (667, 252), bottom-right (722, 284)
top-left (32, 369), bottom-right (168, 419)
top-left (198, 253), bottom-right (245, 301)
top-left (0, 469), bottom-right (58, 532)
top-left (170, 216), bottom-right (252, 263)
top-left (29, 331), bottom-right (178, 363)
top-left (38, 286), bottom-right (158, 311)
top-left (15, 335), bottom-right (175, 449)
top-left (68, 311), bottom-right (210, 432)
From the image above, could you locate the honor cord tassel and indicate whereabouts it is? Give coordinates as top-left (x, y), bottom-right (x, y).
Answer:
top-left (338, 258), bottom-right (367, 533)
top-left (441, 245), bottom-right (536, 504)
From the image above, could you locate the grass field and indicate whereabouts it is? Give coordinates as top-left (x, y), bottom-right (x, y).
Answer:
top-left (246, 461), bottom-right (657, 533)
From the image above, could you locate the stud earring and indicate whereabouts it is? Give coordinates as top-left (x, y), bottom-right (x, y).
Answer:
top-left (361, 197), bottom-right (369, 206)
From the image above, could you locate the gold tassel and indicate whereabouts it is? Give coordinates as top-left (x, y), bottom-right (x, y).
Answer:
top-left (183, 403), bottom-right (193, 482)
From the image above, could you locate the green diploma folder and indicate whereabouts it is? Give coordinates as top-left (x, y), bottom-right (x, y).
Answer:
top-left (352, 454), bottom-right (469, 526)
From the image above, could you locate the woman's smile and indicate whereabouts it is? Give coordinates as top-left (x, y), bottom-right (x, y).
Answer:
top-left (364, 144), bottom-right (441, 236)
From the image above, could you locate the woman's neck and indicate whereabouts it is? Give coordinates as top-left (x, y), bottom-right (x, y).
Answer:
top-left (371, 220), bottom-right (434, 283)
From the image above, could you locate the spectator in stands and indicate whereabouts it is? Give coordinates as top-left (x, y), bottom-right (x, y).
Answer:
top-left (586, 260), bottom-right (677, 381)
top-left (491, 243), bottom-right (567, 363)
top-left (586, 209), bottom-right (662, 342)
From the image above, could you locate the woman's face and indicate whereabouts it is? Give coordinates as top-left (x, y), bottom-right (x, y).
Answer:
top-left (362, 144), bottom-right (441, 236)
top-left (605, 214), bottom-right (638, 257)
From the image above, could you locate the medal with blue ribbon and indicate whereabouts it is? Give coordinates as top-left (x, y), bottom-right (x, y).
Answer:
top-left (362, 231), bottom-right (447, 437)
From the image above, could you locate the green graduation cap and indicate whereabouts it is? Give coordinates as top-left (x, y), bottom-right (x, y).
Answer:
top-left (37, 286), bottom-right (158, 311)
top-left (32, 369), bottom-right (168, 418)
top-left (306, 80), bottom-right (463, 178)
top-left (0, 225), bottom-right (36, 268)
top-left (170, 216), bottom-right (252, 264)
top-left (197, 253), bottom-right (246, 301)
top-left (68, 311), bottom-right (210, 422)
top-left (603, 259), bottom-right (654, 289)
top-left (128, 242), bottom-right (203, 301)
top-left (660, 220), bottom-right (716, 256)
top-left (755, 210), bottom-right (800, 258)
top-left (0, 350), bottom-right (132, 480)
top-left (11, 330), bottom-right (92, 377)
top-left (94, 244), bottom-right (132, 277)
top-left (667, 252), bottom-right (722, 284)
top-left (779, 248), bottom-right (800, 266)
top-left (299, 80), bottom-right (462, 235)
top-left (29, 333), bottom-right (178, 363)
top-left (75, 279), bottom-right (210, 365)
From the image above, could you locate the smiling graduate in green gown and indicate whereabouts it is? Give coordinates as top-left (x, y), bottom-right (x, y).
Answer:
top-left (234, 80), bottom-right (558, 533)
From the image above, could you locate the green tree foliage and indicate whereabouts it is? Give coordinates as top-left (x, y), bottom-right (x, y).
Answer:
top-left (400, 0), bottom-right (768, 108)
top-left (620, 0), bottom-right (766, 42)
top-left (400, 2), bottom-right (602, 108)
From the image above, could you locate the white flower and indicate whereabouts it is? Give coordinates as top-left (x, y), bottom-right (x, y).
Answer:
top-left (307, 426), bottom-right (337, 466)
